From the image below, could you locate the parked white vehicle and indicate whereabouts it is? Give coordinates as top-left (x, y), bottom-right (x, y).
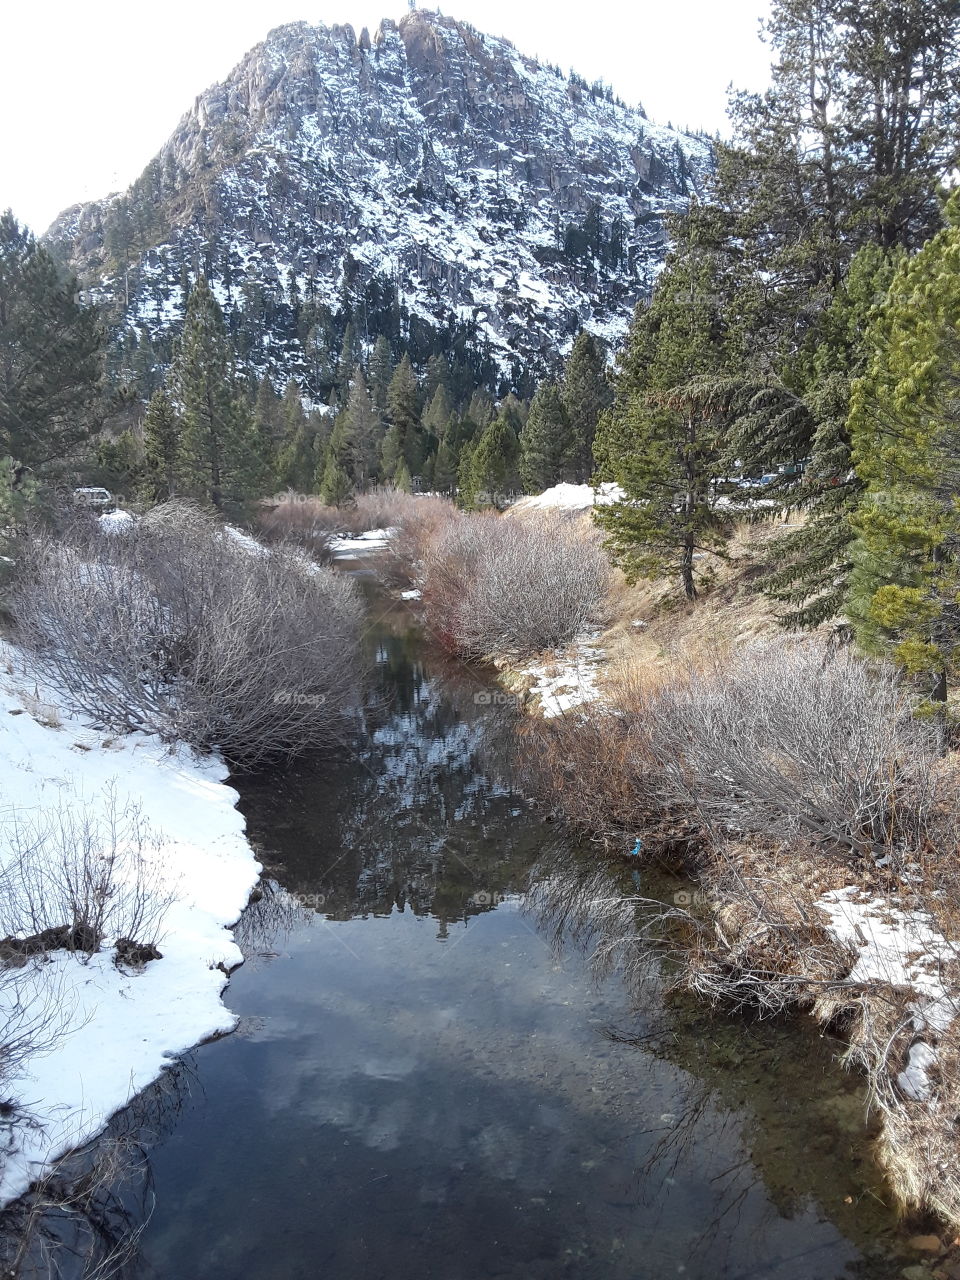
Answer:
top-left (72, 486), bottom-right (114, 510)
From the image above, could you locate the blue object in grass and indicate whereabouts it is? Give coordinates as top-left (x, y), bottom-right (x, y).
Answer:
top-left (629, 838), bottom-right (644, 857)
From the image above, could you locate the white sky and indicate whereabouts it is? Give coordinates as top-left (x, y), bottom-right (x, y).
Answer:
top-left (0, 0), bottom-right (771, 235)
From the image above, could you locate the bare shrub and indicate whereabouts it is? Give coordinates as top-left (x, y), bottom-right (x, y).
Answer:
top-left (0, 792), bottom-right (174, 960)
top-left (11, 502), bottom-right (365, 767)
top-left (351, 485), bottom-right (445, 535)
top-left (647, 639), bottom-right (939, 859)
top-left (0, 1126), bottom-right (153, 1279)
top-left (256, 497), bottom-right (338, 560)
top-left (420, 512), bottom-right (611, 659)
top-left (524, 637), bottom-right (939, 861)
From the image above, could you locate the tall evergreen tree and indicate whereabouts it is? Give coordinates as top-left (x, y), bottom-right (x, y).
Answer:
top-left (469, 411), bottom-right (521, 508)
top-left (847, 199), bottom-right (960, 706)
top-left (369, 335), bottom-right (394, 418)
top-left (594, 233), bottom-right (737, 602)
top-left (561, 331), bottom-right (611, 482)
top-left (142, 389), bottom-right (180, 502)
top-left (387, 355), bottom-right (424, 477)
top-left (171, 277), bottom-right (260, 511)
top-left (0, 210), bottom-right (105, 472)
top-left (339, 371), bottom-right (381, 489)
top-left (761, 244), bottom-right (902, 626)
top-left (520, 381), bottom-right (572, 492)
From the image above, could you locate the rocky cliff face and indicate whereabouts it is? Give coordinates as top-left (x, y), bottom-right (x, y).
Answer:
top-left (47, 10), bottom-right (712, 386)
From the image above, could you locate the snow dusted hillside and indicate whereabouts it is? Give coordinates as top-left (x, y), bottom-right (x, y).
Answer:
top-left (47, 9), bottom-right (712, 386)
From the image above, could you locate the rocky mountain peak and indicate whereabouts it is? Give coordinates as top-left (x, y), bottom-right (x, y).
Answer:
top-left (47, 9), bottom-right (713, 393)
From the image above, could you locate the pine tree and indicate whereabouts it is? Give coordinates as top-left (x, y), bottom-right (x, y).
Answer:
top-left (318, 449), bottom-right (353, 506)
top-left (422, 385), bottom-right (453, 448)
top-left (142, 389), bottom-right (180, 502)
top-left (423, 354), bottom-right (453, 403)
top-left (520, 382), bottom-right (571, 492)
top-left (275, 381), bottom-right (316, 492)
top-left (394, 459), bottom-right (413, 493)
top-left (561, 331), bottom-right (611, 482)
top-left (847, 198), bottom-right (960, 706)
top-left (694, 0), bottom-right (960, 503)
top-left (0, 210), bottom-right (105, 472)
top-left (761, 244), bottom-right (903, 626)
top-left (171, 277), bottom-right (260, 512)
top-left (432, 438), bottom-right (458, 495)
top-left (339, 371), bottom-right (381, 489)
top-left (387, 355), bottom-right (424, 477)
top-left (369, 335), bottom-right (394, 418)
top-left (469, 411), bottom-right (521, 508)
top-left (380, 423), bottom-right (404, 484)
top-left (594, 236), bottom-right (737, 602)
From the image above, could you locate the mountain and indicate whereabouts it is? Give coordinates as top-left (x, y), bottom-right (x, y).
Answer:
top-left (46, 10), bottom-right (713, 397)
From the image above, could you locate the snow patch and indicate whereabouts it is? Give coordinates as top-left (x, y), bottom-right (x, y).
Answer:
top-left (330, 528), bottom-right (396, 557)
top-left (0, 645), bottom-right (261, 1206)
top-left (520, 634), bottom-right (605, 717)
top-left (512, 482), bottom-right (624, 513)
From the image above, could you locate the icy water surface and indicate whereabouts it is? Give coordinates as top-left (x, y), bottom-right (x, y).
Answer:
top-left (111, 595), bottom-right (914, 1279)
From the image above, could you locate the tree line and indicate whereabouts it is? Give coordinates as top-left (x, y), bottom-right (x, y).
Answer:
top-left (591, 0), bottom-right (960, 709)
top-left (0, 218), bottom-right (612, 519)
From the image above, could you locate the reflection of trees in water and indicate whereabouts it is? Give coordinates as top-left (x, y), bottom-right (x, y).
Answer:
top-left (525, 842), bottom-right (906, 1269)
top-left (0, 1059), bottom-right (196, 1279)
top-left (239, 627), bottom-right (541, 932)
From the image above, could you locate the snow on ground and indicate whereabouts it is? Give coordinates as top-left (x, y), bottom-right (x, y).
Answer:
top-left (0, 644), bottom-right (260, 1206)
top-left (519, 634), bottom-right (605, 718)
top-left (97, 509), bottom-right (134, 533)
top-left (817, 886), bottom-right (960, 1102)
top-left (329, 528), bottom-right (396, 557)
top-left (224, 524), bottom-right (269, 555)
top-left (510, 482), bottom-right (624, 514)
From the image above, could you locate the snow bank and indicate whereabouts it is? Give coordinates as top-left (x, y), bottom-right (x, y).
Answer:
top-left (0, 644), bottom-right (261, 1206)
top-left (97, 509), bottom-right (135, 533)
top-left (818, 887), bottom-right (960, 1102)
top-left (511, 482), bottom-right (624, 514)
top-left (520, 634), bottom-right (605, 717)
top-left (329, 527), bottom-right (396, 557)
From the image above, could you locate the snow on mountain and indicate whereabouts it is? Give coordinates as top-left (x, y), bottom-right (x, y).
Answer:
top-left (47, 9), bottom-right (713, 384)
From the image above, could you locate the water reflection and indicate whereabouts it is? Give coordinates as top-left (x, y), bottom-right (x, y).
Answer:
top-left (6, 601), bottom-right (914, 1279)
top-left (526, 842), bottom-right (905, 1268)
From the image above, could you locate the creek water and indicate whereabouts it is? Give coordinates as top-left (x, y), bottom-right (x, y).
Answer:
top-left (103, 586), bottom-right (914, 1279)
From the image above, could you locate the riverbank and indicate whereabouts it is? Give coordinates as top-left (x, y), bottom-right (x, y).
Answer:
top-left (0, 642), bottom-right (261, 1208)
top-left (515, 551), bottom-right (960, 1251)
top-left (359, 494), bottom-right (960, 1253)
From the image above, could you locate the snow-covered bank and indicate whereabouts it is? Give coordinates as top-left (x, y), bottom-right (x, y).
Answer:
top-left (516, 634), bottom-right (606, 717)
top-left (509, 482), bottom-right (623, 515)
top-left (0, 644), bottom-right (261, 1207)
top-left (329, 528), bottom-right (396, 557)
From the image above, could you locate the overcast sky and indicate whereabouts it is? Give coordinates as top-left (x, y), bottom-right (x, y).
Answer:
top-left (0, 0), bottom-right (771, 235)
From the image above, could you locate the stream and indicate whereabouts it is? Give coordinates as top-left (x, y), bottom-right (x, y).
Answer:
top-left (87, 584), bottom-right (916, 1279)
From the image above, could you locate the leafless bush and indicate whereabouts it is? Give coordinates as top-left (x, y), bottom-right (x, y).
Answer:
top-left (647, 639), bottom-right (939, 859)
top-left (11, 502), bottom-right (365, 767)
top-left (420, 512), bottom-right (611, 659)
top-left (256, 497), bottom-right (338, 561)
top-left (0, 1127), bottom-right (153, 1279)
top-left (524, 638), bottom-right (940, 861)
top-left (351, 486), bottom-right (444, 534)
top-left (0, 792), bottom-right (173, 961)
